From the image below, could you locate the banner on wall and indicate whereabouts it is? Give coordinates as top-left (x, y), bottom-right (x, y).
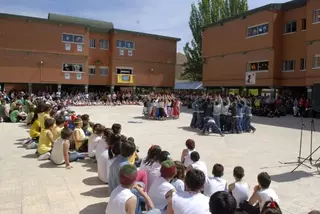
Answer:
top-left (117, 74), bottom-right (134, 84)
top-left (245, 72), bottom-right (256, 85)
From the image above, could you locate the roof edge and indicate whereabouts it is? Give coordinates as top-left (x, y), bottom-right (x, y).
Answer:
top-left (113, 29), bottom-right (181, 41)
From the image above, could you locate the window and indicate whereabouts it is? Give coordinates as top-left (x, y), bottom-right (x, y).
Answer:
top-left (116, 40), bottom-right (135, 49)
top-left (313, 9), bottom-right (320, 23)
top-left (90, 39), bottom-right (96, 48)
top-left (74, 35), bottom-right (84, 43)
top-left (100, 40), bottom-right (109, 49)
top-left (300, 58), bottom-right (306, 71)
top-left (284, 21), bottom-right (297, 34)
top-left (100, 67), bottom-right (108, 76)
top-left (302, 18), bottom-right (306, 31)
top-left (313, 56), bottom-right (320, 69)
top-left (62, 63), bottom-right (83, 72)
top-left (62, 33), bottom-right (84, 44)
top-left (247, 23), bottom-right (268, 38)
top-left (116, 67), bottom-right (133, 74)
top-left (62, 34), bottom-right (74, 43)
top-left (89, 66), bottom-right (95, 75)
top-left (283, 60), bottom-right (295, 71)
top-left (247, 61), bottom-right (269, 72)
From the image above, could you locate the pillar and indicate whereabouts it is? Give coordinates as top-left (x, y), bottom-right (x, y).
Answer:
top-left (110, 86), bottom-right (114, 94)
top-left (152, 87), bottom-right (156, 92)
top-left (133, 86), bottom-right (136, 93)
top-left (84, 85), bottom-right (88, 94)
top-left (57, 84), bottom-right (61, 93)
top-left (270, 87), bottom-right (277, 99)
top-left (28, 83), bottom-right (32, 94)
top-left (258, 88), bottom-right (262, 96)
top-left (307, 86), bottom-right (312, 100)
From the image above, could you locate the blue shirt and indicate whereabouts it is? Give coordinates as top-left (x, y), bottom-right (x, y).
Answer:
top-left (108, 156), bottom-right (130, 194)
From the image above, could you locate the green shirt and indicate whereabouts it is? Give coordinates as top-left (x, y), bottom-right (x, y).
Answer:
top-left (10, 110), bottom-right (19, 122)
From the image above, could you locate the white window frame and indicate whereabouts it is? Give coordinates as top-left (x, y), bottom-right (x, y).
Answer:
top-left (282, 60), bottom-right (295, 72)
top-left (62, 63), bottom-right (84, 73)
top-left (62, 33), bottom-right (85, 44)
top-left (88, 65), bottom-right (96, 75)
top-left (284, 21), bottom-right (297, 34)
top-left (89, 38), bottom-right (96, 48)
top-left (300, 58), bottom-right (306, 71)
top-left (116, 67), bottom-right (134, 75)
top-left (99, 40), bottom-right (109, 50)
top-left (246, 22), bottom-right (269, 39)
top-left (247, 60), bottom-right (269, 72)
top-left (99, 66), bottom-right (109, 76)
top-left (312, 55), bottom-right (320, 69)
top-left (312, 9), bottom-right (320, 24)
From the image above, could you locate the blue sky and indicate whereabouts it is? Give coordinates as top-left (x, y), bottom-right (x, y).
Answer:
top-left (1, 0), bottom-right (287, 52)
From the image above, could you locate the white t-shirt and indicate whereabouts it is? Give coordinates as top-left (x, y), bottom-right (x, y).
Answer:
top-left (191, 161), bottom-right (208, 176)
top-left (50, 137), bottom-right (66, 165)
top-left (183, 149), bottom-right (195, 168)
top-left (148, 177), bottom-right (175, 211)
top-left (146, 162), bottom-right (161, 191)
top-left (105, 186), bottom-right (135, 214)
top-left (203, 177), bottom-right (227, 197)
top-left (172, 191), bottom-right (210, 214)
top-left (259, 188), bottom-right (279, 211)
top-left (232, 182), bottom-right (250, 208)
top-left (171, 179), bottom-right (185, 193)
top-left (95, 137), bottom-right (107, 160)
top-left (88, 133), bottom-right (99, 158)
top-left (98, 149), bottom-right (109, 183)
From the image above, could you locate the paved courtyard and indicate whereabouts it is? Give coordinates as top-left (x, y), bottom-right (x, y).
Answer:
top-left (0, 106), bottom-right (320, 214)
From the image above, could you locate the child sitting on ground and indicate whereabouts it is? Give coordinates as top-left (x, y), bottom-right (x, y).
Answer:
top-left (186, 151), bottom-right (208, 176)
top-left (37, 118), bottom-right (55, 160)
top-left (50, 127), bottom-right (85, 169)
top-left (73, 118), bottom-right (89, 153)
top-left (88, 123), bottom-right (103, 158)
top-left (261, 201), bottom-right (282, 214)
top-left (81, 114), bottom-right (93, 136)
top-left (204, 163), bottom-right (227, 197)
top-left (127, 137), bottom-right (141, 167)
top-left (228, 166), bottom-right (250, 210)
top-left (52, 116), bottom-right (65, 141)
top-left (171, 161), bottom-right (185, 193)
top-left (180, 139), bottom-right (196, 168)
top-left (24, 112), bottom-right (41, 149)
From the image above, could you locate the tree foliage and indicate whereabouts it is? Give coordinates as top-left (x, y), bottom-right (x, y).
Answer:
top-left (182, 0), bottom-right (248, 81)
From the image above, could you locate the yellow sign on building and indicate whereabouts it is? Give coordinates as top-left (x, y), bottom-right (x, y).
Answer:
top-left (117, 74), bottom-right (134, 84)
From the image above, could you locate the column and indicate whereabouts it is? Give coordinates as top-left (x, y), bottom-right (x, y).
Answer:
top-left (110, 86), bottom-right (114, 94)
top-left (28, 83), bottom-right (32, 94)
top-left (84, 85), bottom-right (88, 94)
top-left (307, 86), bottom-right (312, 100)
top-left (258, 88), bottom-right (262, 96)
top-left (221, 87), bottom-right (225, 96)
top-left (133, 86), bottom-right (136, 93)
top-left (243, 87), bottom-right (248, 97)
top-left (57, 84), bottom-right (62, 93)
top-left (152, 87), bottom-right (156, 92)
top-left (270, 87), bottom-right (277, 99)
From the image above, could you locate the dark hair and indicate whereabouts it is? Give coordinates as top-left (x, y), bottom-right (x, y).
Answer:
top-left (94, 124), bottom-right (105, 135)
top-left (55, 116), bottom-right (65, 126)
top-left (111, 141), bottom-right (122, 157)
top-left (144, 145), bottom-right (162, 166)
top-left (185, 169), bottom-right (205, 192)
top-left (174, 161), bottom-right (185, 180)
top-left (111, 123), bottom-right (122, 134)
top-left (61, 128), bottom-right (73, 140)
top-left (190, 151), bottom-right (200, 162)
top-left (233, 166), bottom-right (245, 180)
top-left (44, 118), bottom-right (55, 129)
top-left (93, 123), bottom-right (102, 133)
top-left (158, 151), bottom-right (171, 163)
top-left (120, 140), bottom-right (136, 158)
top-left (213, 164), bottom-right (224, 177)
top-left (43, 104), bottom-right (52, 112)
top-left (128, 137), bottom-right (134, 143)
top-left (261, 201), bottom-right (282, 214)
top-left (103, 128), bottom-right (113, 142)
top-left (258, 172), bottom-right (271, 189)
top-left (108, 134), bottom-right (122, 159)
top-left (120, 135), bottom-right (127, 142)
top-left (81, 114), bottom-right (90, 121)
top-left (50, 109), bottom-right (57, 118)
top-left (185, 139), bottom-right (195, 150)
top-left (309, 211), bottom-right (320, 214)
top-left (209, 191), bottom-right (237, 214)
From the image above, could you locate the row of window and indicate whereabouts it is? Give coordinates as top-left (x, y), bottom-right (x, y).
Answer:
top-left (62, 63), bottom-right (134, 75)
top-left (62, 34), bottom-right (84, 44)
top-left (89, 66), bottom-right (108, 76)
top-left (247, 9), bottom-right (320, 38)
top-left (89, 39), bottom-right (109, 49)
top-left (116, 40), bottom-right (135, 49)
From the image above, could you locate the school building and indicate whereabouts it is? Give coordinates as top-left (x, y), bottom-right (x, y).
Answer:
top-left (0, 13), bottom-right (180, 93)
top-left (202, 0), bottom-right (320, 97)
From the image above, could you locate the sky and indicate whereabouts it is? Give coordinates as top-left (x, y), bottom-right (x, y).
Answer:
top-left (0, 0), bottom-right (288, 52)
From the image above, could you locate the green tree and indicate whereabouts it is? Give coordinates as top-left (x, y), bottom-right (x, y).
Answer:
top-left (182, 0), bottom-right (248, 81)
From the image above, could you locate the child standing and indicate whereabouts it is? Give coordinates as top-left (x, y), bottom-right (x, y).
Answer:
top-left (37, 118), bottom-right (55, 160)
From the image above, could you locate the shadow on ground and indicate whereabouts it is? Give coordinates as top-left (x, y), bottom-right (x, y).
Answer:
top-left (79, 202), bottom-right (108, 214)
top-left (270, 170), bottom-right (315, 183)
top-left (22, 153), bottom-right (37, 159)
top-left (39, 161), bottom-right (64, 168)
top-left (83, 176), bottom-right (105, 186)
top-left (81, 186), bottom-right (109, 198)
top-left (81, 160), bottom-right (97, 173)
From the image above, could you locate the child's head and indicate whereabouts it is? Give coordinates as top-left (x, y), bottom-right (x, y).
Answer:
top-left (50, 109), bottom-right (57, 118)
top-left (209, 191), bottom-right (237, 214)
top-left (81, 114), bottom-right (90, 125)
top-left (185, 169), bottom-right (205, 192)
top-left (61, 127), bottom-right (73, 140)
top-left (73, 118), bottom-right (83, 128)
top-left (120, 140), bottom-right (136, 158)
top-left (158, 151), bottom-right (171, 163)
top-left (185, 139), bottom-right (195, 150)
top-left (258, 172), bottom-right (271, 189)
top-left (111, 123), bottom-right (122, 134)
top-left (120, 135), bottom-right (127, 142)
top-left (44, 118), bottom-right (55, 130)
top-left (190, 151), bottom-right (200, 162)
top-left (103, 128), bottom-right (113, 141)
top-left (112, 141), bottom-right (122, 156)
top-left (43, 103), bottom-right (52, 113)
top-left (174, 161), bottom-right (185, 180)
top-left (212, 164), bottom-right (224, 178)
top-left (233, 166), bottom-right (245, 181)
top-left (93, 124), bottom-right (105, 136)
top-left (145, 145), bottom-right (162, 165)
top-left (160, 160), bottom-right (177, 179)
top-left (119, 164), bottom-right (137, 188)
top-left (127, 137), bottom-right (134, 143)
top-left (261, 201), bottom-right (282, 214)
top-left (55, 116), bottom-right (65, 127)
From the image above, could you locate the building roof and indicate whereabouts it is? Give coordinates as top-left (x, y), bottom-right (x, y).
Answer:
top-left (174, 81), bottom-right (203, 90)
top-left (0, 12), bottom-right (181, 41)
top-left (203, 0), bottom-right (306, 30)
